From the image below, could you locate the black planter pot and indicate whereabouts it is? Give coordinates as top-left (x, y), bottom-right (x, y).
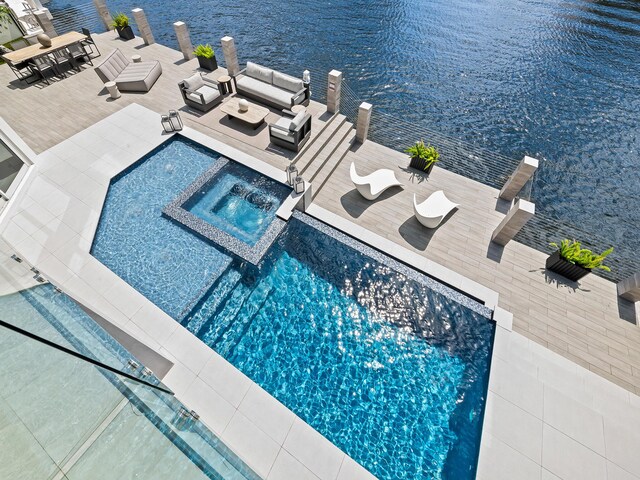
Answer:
top-left (116, 25), bottom-right (135, 40)
top-left (409, 156), bottom-right (435, 175)
top-left (197, 56), bottom-right (218, 71)
top-left (545, 251), bottom-right (591, 281)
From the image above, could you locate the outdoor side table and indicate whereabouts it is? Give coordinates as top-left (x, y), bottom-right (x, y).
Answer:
top-left (217, 74), bottom-right (232, 95)
top-left (131, 54), bottom-right (142, 63)
top-left (105, 81), bottom-right (121, 99)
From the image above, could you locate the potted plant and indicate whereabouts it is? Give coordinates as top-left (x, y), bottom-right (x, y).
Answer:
top-left (111, 12), bottom-right (134, 40)
top-left (193, 44), bottom-right (217, 71)
top-left (546, 239), bottom-right (613, 281)
top-left (406, 140), bottom-right (439, 174)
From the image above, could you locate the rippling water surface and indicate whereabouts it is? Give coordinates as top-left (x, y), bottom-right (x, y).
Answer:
top-left (53, 0), bottom-right (639, 255)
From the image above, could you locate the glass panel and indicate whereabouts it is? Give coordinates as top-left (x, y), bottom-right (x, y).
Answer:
top-left (0, 327), bottom-right (124, 479)
top-left (126, 382), bottom-right (260, 480)
top-left (0, 255), bottom-right (259, 479)
top-left (0, 139), bottom-right (25, 193)
top-left (65, 404), bottom-right (211, 480)
top-left (0, 280), bottom-right (163, 388)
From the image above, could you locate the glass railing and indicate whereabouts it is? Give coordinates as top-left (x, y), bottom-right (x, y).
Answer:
top-left (0, 255), bottom-right (260, 480)
top-left (49, 2), bottom-right (105, 37)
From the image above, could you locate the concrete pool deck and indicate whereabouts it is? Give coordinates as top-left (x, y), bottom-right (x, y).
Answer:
top-left (0, 104), bottom-right (638, 480)
top-left (0, 31), bottom-right (638, 479)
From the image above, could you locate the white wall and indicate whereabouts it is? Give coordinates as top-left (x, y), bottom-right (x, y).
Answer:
top-left (0, 13), bottom-right (23, 45)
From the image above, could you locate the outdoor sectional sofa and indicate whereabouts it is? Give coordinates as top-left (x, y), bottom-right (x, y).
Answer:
top-left (94, 49), bottom-right (162, 92)
top-left (233, 62), bottom-right (309, 110)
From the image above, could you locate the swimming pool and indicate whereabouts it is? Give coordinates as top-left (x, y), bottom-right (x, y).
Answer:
top-left (92, 137), bottom-right (495, 479)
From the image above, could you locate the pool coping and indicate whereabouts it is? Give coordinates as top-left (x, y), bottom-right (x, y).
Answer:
top-left (0, 104), bottom-right (506, 480)
top-left (294, 211), bottom-right (494, 318)
top-left (162, 157), bottom-right (288, 266)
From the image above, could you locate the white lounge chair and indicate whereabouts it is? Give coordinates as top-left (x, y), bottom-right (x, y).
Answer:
top-left (413, 191), bottom-right (458, 228)
top-left (350, 163), bottom-right (403, 201)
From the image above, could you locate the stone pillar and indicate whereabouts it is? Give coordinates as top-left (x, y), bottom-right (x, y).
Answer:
top-left (131, 8), bottom-right (154, 45)
top-left (618, 273), bottom-right (640, 302)
top-left (356, 102), bottom-right (372, 143)
top-left (220, 36), bottom-right (240, 76)
top-left (499, 156), bottom-right (539, 202)
top-left (93, 0), bottom-right (114, 31)
top-left (34, 10), bottom-right (57, 37)
top-left (327, 70), bottom-right (342, 114)
top-left (173, 21), bottom-right (194, 61)
top-left (491, 199), bottom-right (535, 246)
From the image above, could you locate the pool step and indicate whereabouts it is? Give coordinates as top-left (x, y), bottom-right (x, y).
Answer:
top-left (199, 281), bottom-right (253, 348)
top-left (214, 280), bottom-right (274, 359)
top-left (182, 268), bottom-right (242, 336)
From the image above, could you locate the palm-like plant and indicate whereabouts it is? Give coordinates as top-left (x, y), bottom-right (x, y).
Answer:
top-left (193, 44), bottom-right (215, 59)
top-left (550, 239), bottom-right (613, 271)
top-left (0, 5), bottom-right (13, 30)
top-left (111, 12), bottom-right (129, 29)
top-left (406, 140), bottom-right (439, 171)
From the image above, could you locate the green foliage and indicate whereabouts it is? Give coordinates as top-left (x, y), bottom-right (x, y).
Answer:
top-left (0, 6), bottom-right (13, 30)
top-left (550, 239), bottom-right (614, 271)
top-left (111, 12), bottom-right (129, 29)
top-left (193, 44), bottom-right (215, 59)
top-left (405, 140), bottom-right (439, 171)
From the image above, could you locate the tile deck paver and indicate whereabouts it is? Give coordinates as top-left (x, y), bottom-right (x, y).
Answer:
top-left (0, 29), bottom-right (639, 480)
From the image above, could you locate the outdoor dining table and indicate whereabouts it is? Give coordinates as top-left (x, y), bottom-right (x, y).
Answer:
top-left (1, 31), bottom-right (87, 64)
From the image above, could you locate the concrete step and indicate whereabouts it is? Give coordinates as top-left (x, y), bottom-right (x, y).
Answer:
top-left (310, 130), bottom-right (356, 200)
top-left (294, 114), bottom-right (346, 174)
top-left (304, 121), bottom-right (353, 183)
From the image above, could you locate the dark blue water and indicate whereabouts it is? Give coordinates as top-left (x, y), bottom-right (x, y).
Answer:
top-left (53, 0), bottom-right (640, 260)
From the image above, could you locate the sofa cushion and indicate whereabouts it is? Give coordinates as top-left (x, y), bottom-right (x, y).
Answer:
top-left (236, 76), bottom-right (293, 109)
top-left (183, 73), bottom-right (204, 91)
top-left (289, 110), bottom-right (307, 131)
top-left (274, 117), bottom-right (292, 130)
top-left (270, 126), bottom-right (294, 143)
top-left (272, 71), bottom-right (304, 93)
top-left (246, 62), bottom-right (273, 84)
top-left (186, 85), bottom-right (220, 104)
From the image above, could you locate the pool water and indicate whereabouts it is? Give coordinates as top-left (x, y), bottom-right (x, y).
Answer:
top-left (184, 163), bottom-right (290, 246)
top-left (92, 139), bottom-right (495, 479)
top-left (91, 137), bottom-right (232, 319)
top-left (186, 216), bottom-right (494, 480)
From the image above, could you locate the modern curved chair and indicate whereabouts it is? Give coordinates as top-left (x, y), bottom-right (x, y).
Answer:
top-left (413, 191), bottom-right (459, 228)
top-left (350, 162), bottom-right (403, 201)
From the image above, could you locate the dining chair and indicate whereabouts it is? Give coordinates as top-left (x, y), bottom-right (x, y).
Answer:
top-left (81, 28), bottom-right (101, 58)
top-left (68, 42), bottom-right (93, 67)
top-left (50, 50), bottom-right (72, 76)
top-left (7, 60), bottom-right (38, 83)
top-left (28, 55), bottom-right (58, 85)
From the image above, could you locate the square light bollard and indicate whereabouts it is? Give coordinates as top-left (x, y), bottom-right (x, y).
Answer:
top-left (491, 199), bottom-right (535, 246)
top-left (617, 273), bottom-right (640, 302)
top-left (499, 156), bottom-right (539, 202)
